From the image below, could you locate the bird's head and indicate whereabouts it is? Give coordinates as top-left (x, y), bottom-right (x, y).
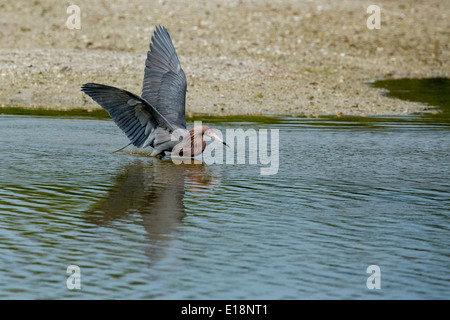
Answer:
top-left (202, 126), bottom-right (229, 148)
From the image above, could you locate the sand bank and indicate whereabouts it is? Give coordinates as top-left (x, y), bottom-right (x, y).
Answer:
top-left (0, 0), bottom-right (448, 117)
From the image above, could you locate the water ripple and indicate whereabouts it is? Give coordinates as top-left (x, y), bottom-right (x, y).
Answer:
top-left (0, 116), bottom-right (448, 299)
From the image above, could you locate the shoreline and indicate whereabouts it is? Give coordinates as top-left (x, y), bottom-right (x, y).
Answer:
top-left (0, 105), bottom-right (442, 124)
top-left (0, 0), bottom-right (448, 117)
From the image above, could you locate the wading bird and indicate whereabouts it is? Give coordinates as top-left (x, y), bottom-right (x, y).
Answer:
top-left (81, 26), bottom-right (227, 157)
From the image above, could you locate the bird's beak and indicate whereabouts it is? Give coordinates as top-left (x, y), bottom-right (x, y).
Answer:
top-left (206, 131), bottom-right (230, 147)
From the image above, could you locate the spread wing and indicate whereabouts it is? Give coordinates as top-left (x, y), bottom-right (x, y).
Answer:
top-left (142, 25), bottom-right (187, 129)
top-left (81, 83), bottom-right (174, 149)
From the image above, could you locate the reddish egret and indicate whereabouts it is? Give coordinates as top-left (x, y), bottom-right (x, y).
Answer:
top-left (81, 26), bottom-right (227, 157)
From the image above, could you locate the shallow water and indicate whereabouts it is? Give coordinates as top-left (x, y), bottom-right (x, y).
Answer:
top-left (0, 110), bottom-right (448, 299)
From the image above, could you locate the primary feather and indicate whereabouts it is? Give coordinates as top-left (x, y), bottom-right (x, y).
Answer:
top-left (81, 26), bottom-right (187, 156)
top-left (142, 25), bottom-right (187, 129)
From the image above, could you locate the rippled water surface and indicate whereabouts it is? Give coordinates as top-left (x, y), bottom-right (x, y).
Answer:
top-left (0, 112), bottom-right (449, 299)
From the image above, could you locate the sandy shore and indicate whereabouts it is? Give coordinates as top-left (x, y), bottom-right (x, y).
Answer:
top-left (0, 0), bottom-right (449, 117)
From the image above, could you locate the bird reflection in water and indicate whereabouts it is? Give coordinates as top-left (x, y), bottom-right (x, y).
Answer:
top-left (88, 159), bottom-right (220, 264)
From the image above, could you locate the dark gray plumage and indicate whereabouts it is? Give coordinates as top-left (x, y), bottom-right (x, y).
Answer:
top-left (81, 83), bottom-right (175, 149)
top-left (81, 26), bottom-right (187, 156)
top-left (142, 25), bottom-right (187, 129)
top-left (81, 26), bottom-right (227, 157)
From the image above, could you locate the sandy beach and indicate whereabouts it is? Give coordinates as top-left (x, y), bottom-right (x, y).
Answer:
top-left (0, 0), bottom-right (448, 117)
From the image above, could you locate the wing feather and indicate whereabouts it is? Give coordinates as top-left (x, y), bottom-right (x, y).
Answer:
top-left (142, 26), bottom-right (187, 129)
top-left (81, 83), bottom-right (174, 149)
